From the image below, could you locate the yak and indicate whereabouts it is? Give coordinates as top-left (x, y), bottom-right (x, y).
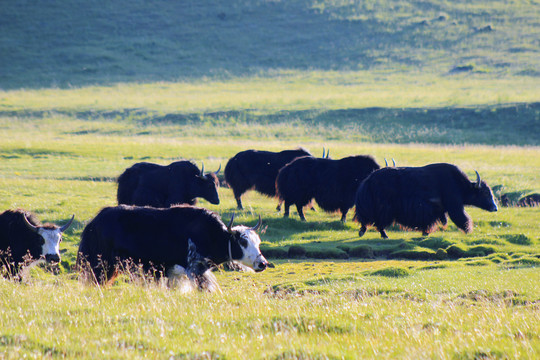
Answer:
top-left (276, 155), bottom-right (380, 222)
top-left (117, 160), bottom-right (220, 207)
top-left (354, 163), bottom-right (498, 238)
top-left (0, 209), bottom-right (74, 276)
top-left (224, 148), bottom-right (313, 209)
top-left (77, 204), bottom-right (269, 286)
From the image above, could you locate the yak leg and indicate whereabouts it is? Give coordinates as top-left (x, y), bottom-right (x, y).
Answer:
top-left (378, 228), bottom-right (389, 239)
top-left (283, 202), bottom-right (291, 218)
top-left (235, 197), bottom-right (244, 210)
top-left (358, 225), bottom-right (367, 237)
top-left (340, 209), bottom-right (348, 223)
top-left (232, 189), bottom-right (244, 210)
top-left (276, 199), bottom-right (283, 212)
top-left (296, 204), bottom-right (306, 221)
top-left (448, 208), bottom-right (472, 233)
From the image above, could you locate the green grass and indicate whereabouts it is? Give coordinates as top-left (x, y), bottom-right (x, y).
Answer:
top-left (1, 264), bottom-right (538, 359)
top-left (0, 113), bottom-right (538, 358)
top-left (0, 0), bottom-right (539, 358)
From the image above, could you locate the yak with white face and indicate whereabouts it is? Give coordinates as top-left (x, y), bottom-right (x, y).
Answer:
top-left (77, 204), bottom-right (269, 285)
top-left (0, 209), bottom-right (74, 276)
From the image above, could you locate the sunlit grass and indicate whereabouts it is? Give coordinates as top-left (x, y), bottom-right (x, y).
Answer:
top-left (1, 72), bottom-right (539, 113)
top-left (0, 265), bottom-right (538, 359)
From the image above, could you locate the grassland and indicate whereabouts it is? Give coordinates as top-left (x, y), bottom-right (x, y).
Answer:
top-left (0, 110), bottom-right (538, 359)
top-left (1, 0), bottom-right (539, 358)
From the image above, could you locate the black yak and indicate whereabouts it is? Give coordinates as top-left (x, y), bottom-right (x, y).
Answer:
top-left (276, 155), bottom-right (380, 222)
top-left (224, 148), bottom-right (312, 209)
top-left (0, 209), bottom-right (74, 276)
top-left (354, 163), bottom-right (498, 238)
top-left (77, 205), bottom-right (268, 286)
top-left (517, 194), bottom-right (540, 207)
top-left (117, 160), bottom-right (220, 207)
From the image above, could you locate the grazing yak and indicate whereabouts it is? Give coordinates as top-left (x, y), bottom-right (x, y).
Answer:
top-left (77, 204), bottom-right (269, 286)
top-left (117, 160), bottom-right (220, 207)
top-left (0, 209), bottom-right (74, 276)
top-left (517, 194), bottom-right (540, 207)
top-left (276, 155), bottom-right (380, 222)
top-left (354, 163), bottom-right (498, 238)
top-left (224, 148), bottom-right (312, 209)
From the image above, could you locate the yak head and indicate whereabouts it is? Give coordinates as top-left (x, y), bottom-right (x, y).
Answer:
top-left (226, 214), bottom-right (269, 272)
top-left (24, 214), bottom-right (74, 263)
top-left (470, 171), bottom-right (498, 212)
top-left (190, 163), bottom-right (220, 205)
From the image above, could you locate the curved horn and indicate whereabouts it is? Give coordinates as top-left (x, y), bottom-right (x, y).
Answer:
top-left (322, 147), bottom-right (326, 159)
top-left (23, 215), bottom-right (39, 233)
top-left (475, 170), bottom-right (481, 188)
top-left (200, 162), bottom-right (205, 176)
top-left (227, 213), bottom-right (235, 232)
top-left (251, 215), bottom-right (262, 231)
top-left (384, 158), bottom-right (388, 167)
top-left (325, 149), bottom-right (330, 159)
top-left (60, 214), bottom-right (75, 232)
top-left (214, 164), bottom-right (221, 175)
top-left (392, 158), bottom-right (396, 167)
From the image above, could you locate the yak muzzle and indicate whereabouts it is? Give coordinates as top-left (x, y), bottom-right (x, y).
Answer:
top-left (254, 259), bottom-right (269, 272)
top-left (45, 254), bottom-right (60, 263)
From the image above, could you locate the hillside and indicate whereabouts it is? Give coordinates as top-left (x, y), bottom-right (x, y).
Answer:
top-left (1, 0), bottom-right (539, 89)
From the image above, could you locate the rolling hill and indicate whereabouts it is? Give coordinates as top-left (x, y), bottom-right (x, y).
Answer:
top-left (1, 0), bottom-right (539, 89)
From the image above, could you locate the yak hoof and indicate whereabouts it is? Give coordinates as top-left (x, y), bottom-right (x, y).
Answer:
top-left (380, 230), bottom-right (389, 239)
top-left (358, 227), bottom-right (366, 237)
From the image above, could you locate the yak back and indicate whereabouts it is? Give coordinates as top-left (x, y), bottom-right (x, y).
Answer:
top-left (79, 205), bottom-right (231, 270)
top-left (277, 155), bottom-right (379, 212)
top-left (225, 148), bottom-right (311, 197)
top-left (117, 161), bottom-right (210, 207)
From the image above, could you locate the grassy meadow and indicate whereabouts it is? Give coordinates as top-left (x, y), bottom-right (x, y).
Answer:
top-left (1, 0), bottom-right (540, 359)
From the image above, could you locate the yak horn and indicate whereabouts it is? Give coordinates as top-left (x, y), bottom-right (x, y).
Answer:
top-left (322, 147), bottom-right (326, 159)
top-left (200, 162), bottom-right (205, 176)
top-left (60, 214), bottom-right (75, 232)
top-left (475, 170), bottom-right (481, 188)
top-left (384, 158), bottom-right (388, 167)
top-left (251, 215), bottom-right (262, 231)
top-left (227, 213), bottom-right (235, 231)
top-left (325, 149), bottom-right (330, 159)
top-left (392, 158), bottom-right (396, 167)
top-left (23, 215), bottom-right (39, 233)
top-left (214, 164), bottom-right (221, 175)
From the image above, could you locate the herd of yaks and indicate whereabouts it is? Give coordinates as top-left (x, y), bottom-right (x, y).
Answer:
top-left (0, 147), bottom-right (500, 289)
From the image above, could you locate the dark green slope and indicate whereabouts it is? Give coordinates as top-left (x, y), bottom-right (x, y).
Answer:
top-left (1, 0), bottom-right (539, 89)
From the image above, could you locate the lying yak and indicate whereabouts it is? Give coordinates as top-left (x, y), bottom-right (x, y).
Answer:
top-left (224, 147), bottom-right (313, 209)
top-left (77, 205), bottom-right (268, 286)
top-left (354, 163), bottom-right (498, 238)
top-left (117, 160), bottom-right (220, 207)
top-left (0, 209), bottom-right (74, 276)
top-left (276, 155), bottom-right (380, 222)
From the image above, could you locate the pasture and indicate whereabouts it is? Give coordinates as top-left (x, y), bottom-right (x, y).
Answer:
top-left (1, 0), bottom-right (539, 358)
top-left (0, 104), bottom-right (538, 359)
